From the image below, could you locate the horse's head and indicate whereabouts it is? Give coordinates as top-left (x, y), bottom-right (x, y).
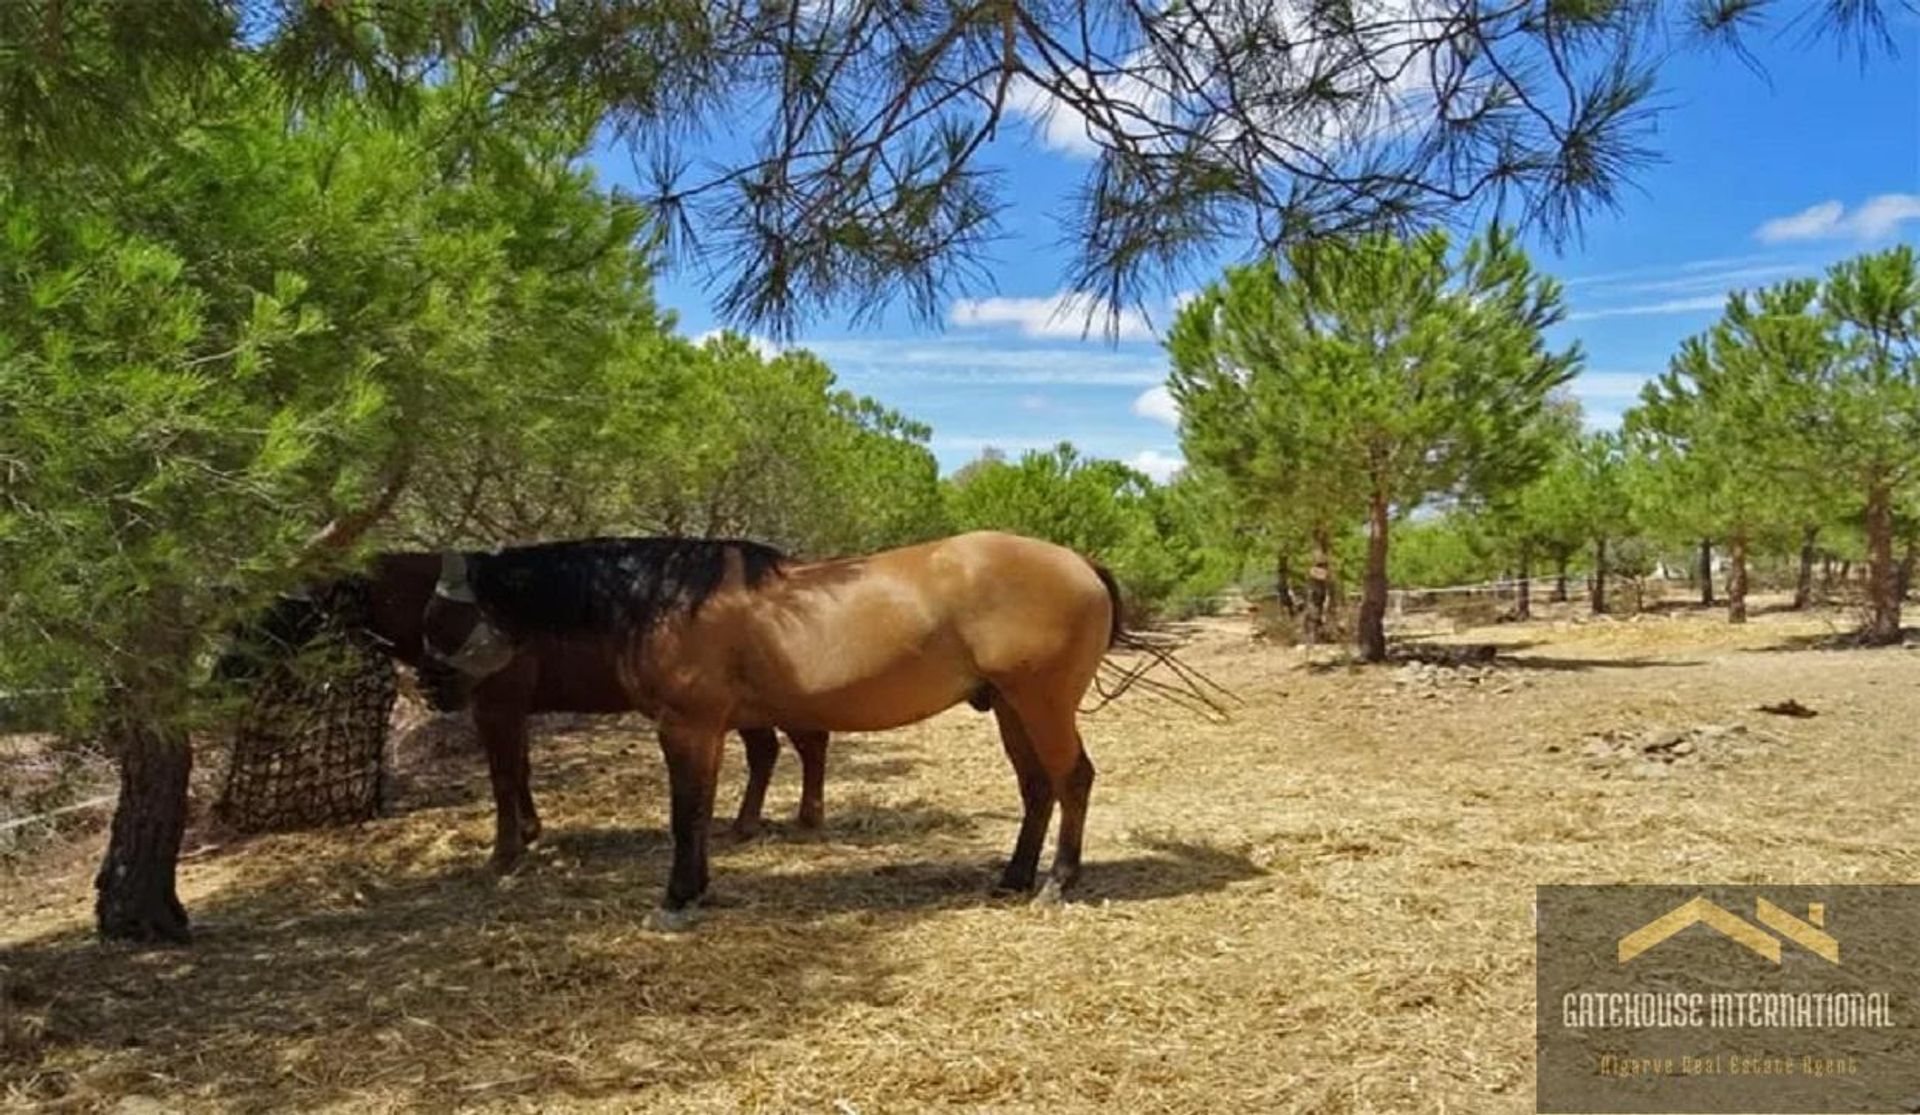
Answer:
top-left (216, 583), bottom-right (352, 685)
top-left (419, 551), bottom-right (518, 709)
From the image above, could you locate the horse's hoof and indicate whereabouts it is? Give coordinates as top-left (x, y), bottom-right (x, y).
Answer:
top-left (644, 906), bottom-right (699, 934)
top-left (796, 807), bottom-right (825, 830)
top-left (1030, 878), bottom-right (1066, 908)
top-left (729, 820), bottom-right (762, 842)
top-left (489, 849), bottom-right (527, 877)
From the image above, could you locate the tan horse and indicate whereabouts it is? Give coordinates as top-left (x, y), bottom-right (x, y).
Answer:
top-left (420, 531), bottom-right (1119, 925)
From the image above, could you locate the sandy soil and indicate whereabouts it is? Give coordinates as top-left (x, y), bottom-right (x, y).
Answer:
top-left (3, 598), bottom-right (1917, 1112)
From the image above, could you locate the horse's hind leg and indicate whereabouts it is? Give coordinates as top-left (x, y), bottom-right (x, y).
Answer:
top-left (990, 701), bottom-right (1055, 894)
top-left (515, 735), bottom-right (541, 845)
top-left (1040, 744), bottom-right (1095, 903)
top-left (999, 690), bottom-right (1095, 903)
top-left (732, 728), bottom-right (779, 839)
top-left (788, 730), bottom-right (829, 829)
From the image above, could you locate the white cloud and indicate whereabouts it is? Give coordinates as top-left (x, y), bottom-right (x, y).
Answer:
top-left (1006, 74), bottom-right (1133, 158)
top-left (695, 328), bottom-right (782, 359)
top-left (1129, 449), bottom-right (1185, 483)
top-left (1131, 384), bottom-right (1180, 426)
top-left (1583, 407), bottom-right (1626, 432)
top-left (948, 291), bottom-right (1157, 342)
top-left (792, 339), bottom-right (1164, 385)
top-left (1572, 371), bottom-right (1654, 401)
top-left (1609, 263), bottom-right (1808, 296)
top-left (1755, 194), bottom-right (1920, 244)
top-left (1566, 295), bottom-right (1724, 322)
top-left (1566, 253), bottom-right (1783, 288)
top-left (1756, 201), bottom-right (1847, 243)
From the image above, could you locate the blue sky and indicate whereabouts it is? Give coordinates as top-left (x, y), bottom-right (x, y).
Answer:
top-left (598, 19), bottom-right (1919, 481)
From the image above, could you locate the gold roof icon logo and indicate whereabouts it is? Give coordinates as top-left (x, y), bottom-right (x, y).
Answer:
top-left (1619, 896), bottom-right (1839, 965)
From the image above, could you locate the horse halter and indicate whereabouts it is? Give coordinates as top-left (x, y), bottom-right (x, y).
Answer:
top-left (430, 552), bottom-right (518, 678)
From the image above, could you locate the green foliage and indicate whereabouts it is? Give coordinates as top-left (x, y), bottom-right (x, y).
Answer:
top-left (3, 0), bottom-right (1901, 335)
top-left (942, 444), bottom-right (1229, 618)
top-left (1630, 281), bottom-right (1830, 545)
top-left (0, 77), bottom-right (637, 722)
top-left (1615, 248), bottom-right (1920, 634)
top-left (945, 444), bottom-right (1148, 555)
top-left (399, 332), bottom-right (948, 558)
top-left (0, 69), bottom-right (948, 744)
top-left (1167, 226), bottom-right (1579, 655)
top-left (1389, 516), bottom-right (1504, 589)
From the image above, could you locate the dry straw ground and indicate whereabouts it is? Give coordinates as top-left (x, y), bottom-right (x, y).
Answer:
top-left (4, 597), bottom-right (1919, 1113)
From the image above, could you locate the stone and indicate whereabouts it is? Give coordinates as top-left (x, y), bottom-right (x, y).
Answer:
top-left (1640, 729), bottom-right (1687, 754)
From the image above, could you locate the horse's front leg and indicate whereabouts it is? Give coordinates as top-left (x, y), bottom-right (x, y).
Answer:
top-left (652, 721), bottom-right (726, 928)
top-left (474, 706), bottom-right (532, 874)
top-left (788, 730), bottom-right (830, 829)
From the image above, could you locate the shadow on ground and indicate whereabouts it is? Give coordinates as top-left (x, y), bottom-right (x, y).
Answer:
top-left (1494, 654), bottom-right (1700, 673)
top-left (1742, 628), bottom-right (1916, 654)
top-left (0, 811), bottom-right (1259, 1110)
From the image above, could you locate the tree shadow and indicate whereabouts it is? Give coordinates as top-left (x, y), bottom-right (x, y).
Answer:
top-left (0, 821), bottom-right (1261, 1109)
top-left (712, 834), bottom-right (1266, 915)
top-left (1744, 627), bottom-right (1914, 654)
top-left (1639, 597), bottom-right (1715, 615)
top-left (0, 855), bottom-right (881, 1108)
top-left (1494, 654), bottom-right (1701, 673)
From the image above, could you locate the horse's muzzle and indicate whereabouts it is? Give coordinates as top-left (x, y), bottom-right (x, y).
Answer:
top-left (416, 661), bottom-right (474, 712)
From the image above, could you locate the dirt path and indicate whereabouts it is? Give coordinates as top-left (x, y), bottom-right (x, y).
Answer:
top-left (4, 604), bottom-right (1917, 1112)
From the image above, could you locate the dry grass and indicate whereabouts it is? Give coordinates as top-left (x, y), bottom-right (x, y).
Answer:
top-left (4, 598), bottom-right (1919, 1113)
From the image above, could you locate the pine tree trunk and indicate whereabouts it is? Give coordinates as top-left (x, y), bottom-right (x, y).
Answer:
top-left (94, 587), bottom-right (196, 944)
top-left (1516, 542), bottom-right (1533, 621)
top-left (1305, 528), bottom-right (1332, 645)
top-left (1864, 482), bottom-right (1901, 644)
top-left (1358, 492), bottom-right (1391, 663)
top-left (1552, 551), bottom-right (1570, 603)
top-left (1274, 551), bottom-right (1297, 615)
top-left (1698, 538), bottom-right (1714, 606)
top-left (1793, 525), bottom-right (1818, 610)
top-left (1727, 530), bottom-right (1749, 625)
top-left (1590, 538), bottom-right (1608, 615)
top-left (95, 712), bottom-right (193, 943)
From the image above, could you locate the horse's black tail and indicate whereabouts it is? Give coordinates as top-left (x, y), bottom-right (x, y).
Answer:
top-left (1083, 562), bottom-right (1239, 719)
top-left (1090, 561), bottom-right (1126, 648)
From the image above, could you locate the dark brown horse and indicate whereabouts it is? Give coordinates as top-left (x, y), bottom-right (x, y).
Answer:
top-left (420, 531), bottom-right (1121, 928)
top-left (226, 550), bottom-right (829, 858)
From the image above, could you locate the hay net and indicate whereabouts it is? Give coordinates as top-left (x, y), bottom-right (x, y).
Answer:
top-left (215, 581), bottom-right (397, 834)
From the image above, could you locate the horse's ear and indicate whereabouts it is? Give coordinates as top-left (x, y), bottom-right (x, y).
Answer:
top-left (435, 551), bottom-right (477, 603)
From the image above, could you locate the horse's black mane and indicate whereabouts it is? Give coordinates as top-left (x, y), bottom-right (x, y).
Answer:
top-left (469, 536), bottom-right (786, 636)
